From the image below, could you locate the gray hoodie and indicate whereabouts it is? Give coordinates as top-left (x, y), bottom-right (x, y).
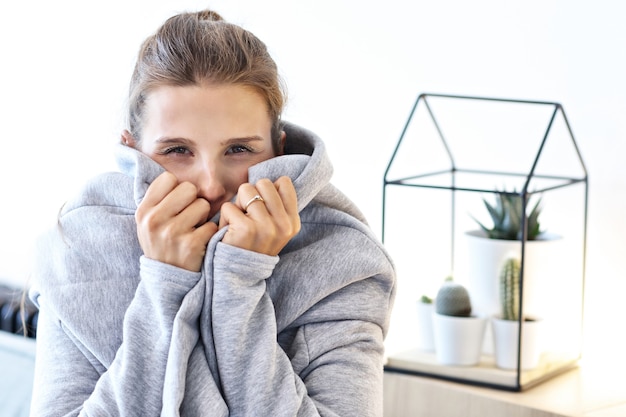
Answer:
top-left (29, 123), bottom-right (396, 417)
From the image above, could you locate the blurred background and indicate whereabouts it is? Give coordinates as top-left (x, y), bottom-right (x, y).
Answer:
top-left (1, 0), bottom-right (624, 366)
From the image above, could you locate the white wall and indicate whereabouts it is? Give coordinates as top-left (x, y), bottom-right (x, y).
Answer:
top-left (1, 0), bottom-right (624, 363)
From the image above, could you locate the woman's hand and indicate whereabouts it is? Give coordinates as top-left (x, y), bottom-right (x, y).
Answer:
top-left (135, 172), bottom-right (218, 272)
top-left (219, 176), bottom-right (301, 256)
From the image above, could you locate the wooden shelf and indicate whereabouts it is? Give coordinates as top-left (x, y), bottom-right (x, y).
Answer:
top-left (386, 348), bottom-right (579, 390)
top-left (383, 356), bottom-right (626, 417)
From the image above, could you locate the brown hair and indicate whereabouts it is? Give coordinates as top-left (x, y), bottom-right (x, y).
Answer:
top-left (127, 10), bottom-right (286, 153)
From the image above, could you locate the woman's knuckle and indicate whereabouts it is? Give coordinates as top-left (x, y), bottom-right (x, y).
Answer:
top-left (257, 178), bottom-right (272, 188)
top-left (180, 181), bottom-right (197, 195)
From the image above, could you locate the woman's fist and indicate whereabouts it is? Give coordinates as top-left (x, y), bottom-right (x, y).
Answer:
top-left (135, 172), bottom-right (218, 272)
top-left (219, 176), bottom-right (300, 256)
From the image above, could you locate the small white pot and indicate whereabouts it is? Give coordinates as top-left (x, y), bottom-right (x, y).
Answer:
top-left (492, 316), bottom-right (543, 370)
top-left (416, 301), bottom-right (435, 351)
top-left (433, 313), bottom-right (487, 366)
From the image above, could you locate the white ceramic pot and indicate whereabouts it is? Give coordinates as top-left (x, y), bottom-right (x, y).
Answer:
top-left (491, 316), bottom-right (543, 370)
top-left (465, 230), bottom-right (561, 320)
top-left (432, 313), bottom-right (487, 366)
top-left (416, 300), bottom-right (435, 351)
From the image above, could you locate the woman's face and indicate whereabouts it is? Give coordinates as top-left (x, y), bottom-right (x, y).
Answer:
top-left (128, 83), bottom-right (279, 220)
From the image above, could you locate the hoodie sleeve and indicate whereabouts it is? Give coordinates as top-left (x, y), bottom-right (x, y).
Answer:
top-left (211, 242), bottom-right (388, 417)
top-left (30, 255), bottom-right (223, 417)
top-left (28, 188), bottom-right (229, 417)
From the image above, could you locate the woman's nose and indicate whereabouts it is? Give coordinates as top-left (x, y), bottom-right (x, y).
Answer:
top-left (195, 165), bottom-right (226, 202)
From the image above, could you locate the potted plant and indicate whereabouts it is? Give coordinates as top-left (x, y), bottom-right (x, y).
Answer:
top-left (466, 191), bottom-right (559, 323)
top-left (416, 294), bottom-right (435, 351)
top-left (432, 277), bottom-right (486, 366)
top-left (471, 191), bottom-right (543, 241)
top-left (492, 258), bottom-right (543, 370)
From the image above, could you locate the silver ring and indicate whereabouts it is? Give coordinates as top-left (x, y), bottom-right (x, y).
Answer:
top-left (243, 195), bottom-right (265, 212)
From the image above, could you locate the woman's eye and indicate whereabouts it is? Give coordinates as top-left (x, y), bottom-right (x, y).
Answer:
top-left (227, 144), bottom-right (253, 154)
top-left (162, 146), bottom-right (191, 155)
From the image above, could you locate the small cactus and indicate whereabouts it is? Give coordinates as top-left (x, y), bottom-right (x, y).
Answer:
top-left (435, 277), bottom-right (472, 317)
top-left (500, 257), bottom-right (521, 321)
top-left (420, 295), bottom-right (433, 304)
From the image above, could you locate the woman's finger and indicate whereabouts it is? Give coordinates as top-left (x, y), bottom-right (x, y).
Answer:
top-left (157, 182), bottom-right (201, 219)
top-left (274, 176), bottom-right (299, 218)
top-left (140, 172), bottom-right (179, 208)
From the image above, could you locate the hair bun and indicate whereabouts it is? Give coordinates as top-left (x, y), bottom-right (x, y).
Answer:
top-left (196, 10), bottom-right (224, 22)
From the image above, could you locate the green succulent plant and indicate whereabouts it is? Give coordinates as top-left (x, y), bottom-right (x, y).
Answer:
top-left (420, 295), bottom-right (433, 304)
top-left (499, 257), bottom-right (521, 321)
top-left (472, 191), bottom-right (543, 241)
top-left (435, 277), bottom-right (472, 317)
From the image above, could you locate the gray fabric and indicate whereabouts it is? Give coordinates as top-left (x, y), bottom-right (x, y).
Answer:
top-left (29, 122), bottom-right (396, 416)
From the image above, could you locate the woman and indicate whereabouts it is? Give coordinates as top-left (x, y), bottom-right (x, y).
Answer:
top-left (29, 9), bottom-right (396, 417)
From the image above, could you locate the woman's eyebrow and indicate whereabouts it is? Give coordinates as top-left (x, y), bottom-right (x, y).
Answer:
top-left (154, 136), bottom-right (265, 145)
top-left (220, 136), bottom-right (265, 146)
top-left (155, 137), bottom-right (195, 145)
